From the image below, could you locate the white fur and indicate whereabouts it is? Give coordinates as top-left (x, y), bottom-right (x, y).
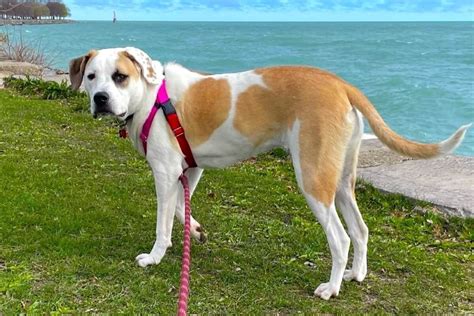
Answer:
top-left (336, 109), bottom-right (369, 283)
top-left (439, 123), bottom-right (472, 155)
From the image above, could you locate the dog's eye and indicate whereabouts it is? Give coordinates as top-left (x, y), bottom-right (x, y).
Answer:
top-left (112, 72), bottom-right (128, 83)
top-left (87, 73), bottom-right (95, 80)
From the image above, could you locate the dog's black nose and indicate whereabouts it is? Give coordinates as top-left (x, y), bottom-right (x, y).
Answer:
top-left (94, 92), bottom-right (109, 108)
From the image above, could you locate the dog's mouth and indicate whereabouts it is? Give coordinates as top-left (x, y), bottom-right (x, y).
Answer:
top-left (92, 111), bottom-right (110, 119)
top-left (92, 111), bottom-right (127, 119)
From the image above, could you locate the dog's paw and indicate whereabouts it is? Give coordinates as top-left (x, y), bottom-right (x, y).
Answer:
top-left (314, 282), bottom-right (340, 300)
top-left (343, 269), bottom-right (366, 282)
top-left (193, 226), bottom-right (207, 243)
top-left (135, 253), bottom-right (162, 267)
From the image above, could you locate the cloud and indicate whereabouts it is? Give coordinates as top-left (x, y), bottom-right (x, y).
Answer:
top-left (70, 0), bottom-right (473, 13)
top-left (71, 0), bottom-right (138, 9)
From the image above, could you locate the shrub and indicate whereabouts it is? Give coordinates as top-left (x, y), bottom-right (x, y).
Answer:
top-left (3, 76), bottom-right (89, 112)
top-left (0, 29), bottom-right (54, 67)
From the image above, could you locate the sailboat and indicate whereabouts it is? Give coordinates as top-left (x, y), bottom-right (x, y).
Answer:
top-left (113, 11), bottom-right (116, 23)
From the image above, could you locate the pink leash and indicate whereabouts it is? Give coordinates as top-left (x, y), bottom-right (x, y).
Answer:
top-left (139, 80), bottom-right (197, 315)
top-left (177, 173), bottom-right (192, 316)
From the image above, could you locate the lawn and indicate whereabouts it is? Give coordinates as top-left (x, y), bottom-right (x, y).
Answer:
top-left (0, 89), bottom-right (472, 314)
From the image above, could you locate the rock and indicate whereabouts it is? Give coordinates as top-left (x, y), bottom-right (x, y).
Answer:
top-left (0, 60), bottom-right (42, 76)
top-left (0, 61), bottom-right (70, 85)
top-left (42, 67), bottom-right (70, 83)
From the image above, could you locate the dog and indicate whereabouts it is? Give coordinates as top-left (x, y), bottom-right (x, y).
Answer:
top-left (69, 47), bottom-right (469, 300)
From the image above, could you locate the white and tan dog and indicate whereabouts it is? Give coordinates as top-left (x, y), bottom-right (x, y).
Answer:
top-left (69, 47), bottom-right (469, 300)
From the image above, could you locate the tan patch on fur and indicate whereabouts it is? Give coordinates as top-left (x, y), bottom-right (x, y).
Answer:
top-left (175, 78), bottom-right (231, 147)
top-left (69, 50), bottom-right (97, 90)
top-left (147, 66), bottom-right (155, 79)
top-left (299, 117), bottom-right (354, 206)
top-left (117, 51), bottom-right (140, 83)
top-left (234, 66), bottom-right (353, 205)
top-left (234, 83), bottom-right (292, 146)
top-left (244, 65), bottom-right (440, 204)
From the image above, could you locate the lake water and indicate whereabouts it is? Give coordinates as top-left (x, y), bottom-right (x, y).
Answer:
top-left (6, 21), bottom-right (474, 155)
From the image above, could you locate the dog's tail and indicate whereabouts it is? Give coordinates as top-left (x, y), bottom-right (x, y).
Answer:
top-left (345, 84), bottom-right (471, 159)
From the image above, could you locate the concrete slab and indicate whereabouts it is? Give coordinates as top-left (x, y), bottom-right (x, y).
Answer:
top-left (358, 139), bottom-right (473, 217)
top-left (358, 139), bottom-right (414, 168)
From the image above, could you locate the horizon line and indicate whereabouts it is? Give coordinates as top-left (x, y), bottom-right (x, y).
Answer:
top-left (74, 19), bottom-right (472, 22)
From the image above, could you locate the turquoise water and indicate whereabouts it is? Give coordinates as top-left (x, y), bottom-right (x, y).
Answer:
top-left (9, 21), bottom-right (474, 155)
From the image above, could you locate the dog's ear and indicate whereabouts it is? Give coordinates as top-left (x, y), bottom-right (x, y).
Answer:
top-left (69, 50), bottom-right (97, 91)
top-left (123, 47), bottom-right (163, 85)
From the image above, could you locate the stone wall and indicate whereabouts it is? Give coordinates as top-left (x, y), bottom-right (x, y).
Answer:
top-left (0, 19), bottom-right (73, 26)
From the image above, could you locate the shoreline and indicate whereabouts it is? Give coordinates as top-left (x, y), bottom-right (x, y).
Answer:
top-left (0, 19), bottom-right (73, 26)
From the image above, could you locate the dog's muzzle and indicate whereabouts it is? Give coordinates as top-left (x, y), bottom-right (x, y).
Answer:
top-left (91, 92), bottom-right (127, 119)
top-left (93, 91), bottom-right (114, 118)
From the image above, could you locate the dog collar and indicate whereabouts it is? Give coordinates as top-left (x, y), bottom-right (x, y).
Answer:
top-left (125, 114), bottom-right (134, 122)
top-left (139, 79), bottom-right (197, 168)
top-left (118, 114), bottom-right (134, 138)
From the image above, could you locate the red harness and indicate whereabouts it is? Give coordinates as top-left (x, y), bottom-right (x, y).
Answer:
top-left (139, 79), bottom-right (197, 168)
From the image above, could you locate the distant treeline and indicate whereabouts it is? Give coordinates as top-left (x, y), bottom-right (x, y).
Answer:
top-left (0, 1), bottom-right (70, 20)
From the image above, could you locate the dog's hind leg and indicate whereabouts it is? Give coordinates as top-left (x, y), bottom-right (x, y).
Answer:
top-left (288, 119), bottom-right (351, 300)
top-left (175, 167), bottom-right (207, 243)
top-left (335, 109), bottom-right (369, 282)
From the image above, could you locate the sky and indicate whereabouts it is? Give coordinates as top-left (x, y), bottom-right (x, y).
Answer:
top-left (64, 0), bottom-right (473, 21)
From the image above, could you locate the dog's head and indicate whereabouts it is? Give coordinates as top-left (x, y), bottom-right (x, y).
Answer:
top-left (69, 47), bottom-right (163, 119)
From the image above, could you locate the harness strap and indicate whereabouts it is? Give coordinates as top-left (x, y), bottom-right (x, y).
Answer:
top-left (140, 79), bottom-right (197, 168)
top-left (139, 105), bottom-right (159, 155)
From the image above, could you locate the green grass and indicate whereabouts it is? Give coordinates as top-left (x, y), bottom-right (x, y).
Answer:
top-left (0, 89), bottom-right (472, 314)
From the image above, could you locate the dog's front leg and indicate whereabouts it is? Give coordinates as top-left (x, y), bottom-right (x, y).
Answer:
top-left (175, 168), bottom-right (207, 243)
top-left (136, 164), bottom-right (181, 268)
